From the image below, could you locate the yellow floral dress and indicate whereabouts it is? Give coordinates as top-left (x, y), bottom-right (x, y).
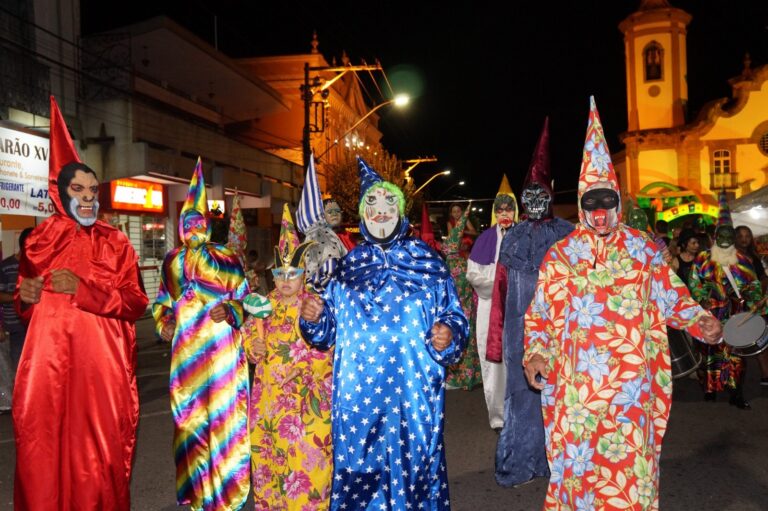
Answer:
top-left (245, 289), bottom-right (333, 511)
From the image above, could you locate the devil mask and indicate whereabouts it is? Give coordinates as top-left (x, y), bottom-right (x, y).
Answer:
top-left (521, 182), bottom-right (552, 221)
top-left (57, 162), bottom-right (100, 226)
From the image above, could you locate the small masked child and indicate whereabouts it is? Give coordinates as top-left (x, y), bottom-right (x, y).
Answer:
top-left (244, 205), bottom-right (333, 511)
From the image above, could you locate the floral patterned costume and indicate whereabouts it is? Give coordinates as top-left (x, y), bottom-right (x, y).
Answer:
top-left (247, 289), bottom-right (333, 511)
top-left (443, 207), bottom-right (482, 390)
top-left (524, 98), bottom-right (711, 511)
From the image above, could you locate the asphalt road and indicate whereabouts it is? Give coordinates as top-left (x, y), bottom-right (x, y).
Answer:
top-left (1, 317), bottom-right (766, 510)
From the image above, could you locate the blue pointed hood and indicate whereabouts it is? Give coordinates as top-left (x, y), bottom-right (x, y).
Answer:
top-left (358, 156), bottom-right (383, 202)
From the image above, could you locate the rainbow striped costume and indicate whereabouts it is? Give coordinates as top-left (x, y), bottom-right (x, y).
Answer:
top-left (154, 159), bottom-right (250, 510)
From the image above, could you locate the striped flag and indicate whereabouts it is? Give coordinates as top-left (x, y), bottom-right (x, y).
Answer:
top-left (296, 152), bottom-right (325, 233)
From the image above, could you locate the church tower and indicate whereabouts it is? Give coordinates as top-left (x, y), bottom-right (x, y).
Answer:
top-left (619, 0), bottom-right (691, 130)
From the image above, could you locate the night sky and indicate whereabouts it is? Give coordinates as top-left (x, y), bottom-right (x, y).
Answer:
top-left (81, 1), bottom-right (768, 204)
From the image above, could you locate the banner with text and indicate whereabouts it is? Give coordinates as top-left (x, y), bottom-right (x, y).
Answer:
top-left (0, 125), bottom-right (53, 217)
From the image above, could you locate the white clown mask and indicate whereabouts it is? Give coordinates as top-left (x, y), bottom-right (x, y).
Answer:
top-left (362, 186), bottom-right (400, 241)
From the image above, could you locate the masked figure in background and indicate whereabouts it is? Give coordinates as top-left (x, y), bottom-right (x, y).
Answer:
top-left (296, 154), bottom-right (347, 292)
top-left (487, 118), bottom-right (573, 487)
top-left (689, 191), bottom-right (760, 409)
top-left (14, 96), bottom-right (148, 510)
top-left (523, 98), bottom-right (722, 511)
top-left (419, 202), bottom-right (442, 253)
top-left (299, 157), bottom-right (468, 510)
top-left (443, 204), bottom-right (482, 390)
top-left (323, 196), bottom-right (357, 252)
top-left (153, 159), bottom-right (250, 511)
top-left (467, 175), bottom-right (518, 431)
top-left (247, 204), bottom-right (333, 511)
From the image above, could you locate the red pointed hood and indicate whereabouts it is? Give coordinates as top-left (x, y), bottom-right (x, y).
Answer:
top-left (577, 97), bottom-right (622, 232)
top-left (419, 203), bottom-right (439, 251)
top-left (48, 96), bottom-right (81, 215)
top-left (523, 116), bottom-right (553, 197)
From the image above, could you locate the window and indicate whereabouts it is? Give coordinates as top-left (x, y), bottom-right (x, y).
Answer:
top-left (759, 132), bottom-right (768, 156)
top-left (644, 42), bottom-right (663, 81)
top-left (713, 150), bottom-right (731, 174)
top-left (710, 149), bottom-right (737, 189)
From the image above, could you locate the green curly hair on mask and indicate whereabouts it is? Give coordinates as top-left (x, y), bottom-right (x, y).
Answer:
top-left (358, 181), bottom-right (406, 219)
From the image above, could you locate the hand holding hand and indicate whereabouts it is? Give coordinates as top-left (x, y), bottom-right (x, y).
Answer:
top-left (524, 354), bottom-right (549, 390)
top-left (19, 275), bottom-right (44, 304)
top-left (300, 295), bottom-right (324, 323)
top-left (160, 321), bottom-right (176, 342)
top-left (697, 314), bottom-right (723, 345)
top-left (430, 323), bottom-right (453, 352)
top-left (209, 303), bottom-right (229, 323)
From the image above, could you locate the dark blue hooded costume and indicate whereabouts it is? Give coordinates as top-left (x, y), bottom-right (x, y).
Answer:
top-left (300, 158), bottom-right (468, 510)
top-left (486, 119), bottom-right (574, 487)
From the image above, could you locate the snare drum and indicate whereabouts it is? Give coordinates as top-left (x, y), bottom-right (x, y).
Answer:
top-left (723, 312), bottom-right (768, 357)
top-left (668, 328), bottom-right (702, 379)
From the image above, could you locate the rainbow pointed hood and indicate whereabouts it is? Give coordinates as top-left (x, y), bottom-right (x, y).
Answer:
top-left (178, 158), bottom-right (211, 245)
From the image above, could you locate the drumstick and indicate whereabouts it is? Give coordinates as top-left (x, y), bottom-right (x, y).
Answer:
top-left (735, 294), bottom-right (768, 327)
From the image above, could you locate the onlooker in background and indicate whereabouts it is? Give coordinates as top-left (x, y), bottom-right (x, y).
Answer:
top-left (734, 225), bottom-right (768, 386)
top-left (670, 229), bottom-right (700, 288)
top-left (654, 219), bottom-right (671, 247)
top-left (0, 227), bottom-right (33, 370)
top-left (735, 225), bottom-right (767, 283)
top-left (447, 202), bottom-right (477, 258)
top-left (247, 249), bottom-right (269, 295)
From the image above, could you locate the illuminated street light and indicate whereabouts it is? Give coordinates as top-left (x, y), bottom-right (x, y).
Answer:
top-left (403, 157), bottom-right (438, 182)
top-left (413, 169), bottom-right (451, 195)
top-left (316, 94), bottom-right (410, 161)
top-left (437, 180), bottom-right (465, 198)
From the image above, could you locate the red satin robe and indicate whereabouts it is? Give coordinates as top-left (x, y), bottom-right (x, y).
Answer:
top-left (13, 215), bottom-right (148, 510)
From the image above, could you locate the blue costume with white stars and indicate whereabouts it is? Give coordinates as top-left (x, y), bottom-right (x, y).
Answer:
top-left (300, 217), bottom-right (468, 511)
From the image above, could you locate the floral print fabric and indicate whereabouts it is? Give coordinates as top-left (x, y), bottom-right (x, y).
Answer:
top-left (246, 289), bottom-right (333, 511)
top-left (524, 225), bottom-right (708, 510)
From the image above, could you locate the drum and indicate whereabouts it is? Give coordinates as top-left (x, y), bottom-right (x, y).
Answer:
top-left (723, 312), bottom-right (768, 357)
top-left (668, 328), bottom-right (702, 379)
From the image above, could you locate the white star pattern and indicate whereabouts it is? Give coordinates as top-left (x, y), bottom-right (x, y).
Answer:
top-left (299, 233), bottom-right (468, 510)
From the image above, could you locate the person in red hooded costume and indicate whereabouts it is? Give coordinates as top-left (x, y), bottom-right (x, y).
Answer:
top-left (13, 96), bottom-right (148, 510)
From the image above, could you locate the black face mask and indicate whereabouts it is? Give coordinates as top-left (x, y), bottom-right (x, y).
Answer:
top-left (581, 189), bottom-right (619, 211)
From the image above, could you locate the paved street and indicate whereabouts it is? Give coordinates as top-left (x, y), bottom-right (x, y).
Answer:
top-left (1, 316), bottom-right (767, 510)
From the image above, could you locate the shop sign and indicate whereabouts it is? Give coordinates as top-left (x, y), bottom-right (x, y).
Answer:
top-left (0, 126), bottom-right (53, 217)
top-left (110, 178), bottom-right (165, 214)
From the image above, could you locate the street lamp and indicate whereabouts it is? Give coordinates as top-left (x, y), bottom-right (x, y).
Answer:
top-left (403, 157), bottom-right (438, 182)
top-left (413, 170), bottom-right (451, 195)
top-left (438, 180), bottom-right (465, 198)
top-left (302, 62), bottom-right (382, 170)
top-left (315, 94), bottom-right (410, 162)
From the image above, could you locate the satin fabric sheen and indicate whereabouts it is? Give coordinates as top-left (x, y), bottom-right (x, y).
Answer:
top-left (300, 218), bottom-right (469, 510)
top-left (487, 218), bottom-right (573, 487)
top-left (13, 216), bottom-right (148, 510)
top-left (154, 242), bottom-right (250, 510)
